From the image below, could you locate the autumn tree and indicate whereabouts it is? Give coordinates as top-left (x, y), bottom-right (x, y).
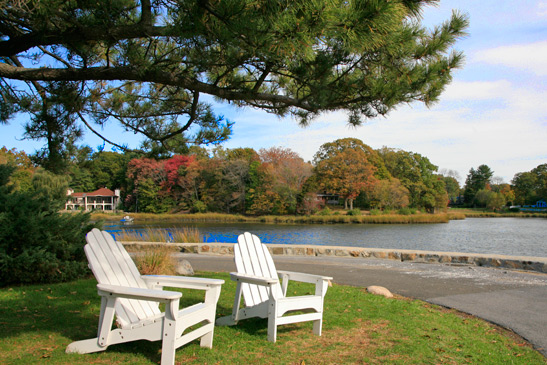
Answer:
top-left (126, 157), bottom-right (170, 213)
top-left (488, 177), bottom-right (514, 207)
top-left (313, 139), bottom-right (379, 210)
top-left (192, 147), bottom-right (260, 214)
top-left (370, 178), bottom-right (410, 210)
top-left (258, 147), bottom-right (313, 214)
top-left (1, 0), bottom-right (467, 170)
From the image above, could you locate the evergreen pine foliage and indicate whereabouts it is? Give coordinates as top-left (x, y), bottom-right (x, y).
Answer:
top-left (0, 165), bottom-right (96, 286)
top-left (1, 0), bottom-right (468, 162)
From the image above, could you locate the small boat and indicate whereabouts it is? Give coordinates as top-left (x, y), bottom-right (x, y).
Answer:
top-left (120, 215), bottom-right (134, 223)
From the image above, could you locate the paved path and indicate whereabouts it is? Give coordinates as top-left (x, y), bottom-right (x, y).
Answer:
top-left (179, 253), bottom-right (547, 357)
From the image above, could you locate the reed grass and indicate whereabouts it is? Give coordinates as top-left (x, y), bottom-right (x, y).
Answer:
top-left (461, 211), bottom-right (547, 218)
top-left (134, 245), bottom-right (177, 275)
top-left (114, 227), bottom-right (203, 243)
top-left (262, 213), bottom-right (452, 224)
top-left (449, 208), bottom-right (547, 218)
top-left (92, 209), bottom-right (544, 226)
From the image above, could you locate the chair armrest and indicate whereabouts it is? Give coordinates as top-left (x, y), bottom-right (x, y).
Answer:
top-left (276, 270), bottom-right (333, 284)
top-left (142, 275), bottom-right (224, 290)
top-left (276, 270), bottom-right (332, 297)
top-left (229, 272), bottom-right (279, 286)
top-left (97, 283), bottom-right (181, 303)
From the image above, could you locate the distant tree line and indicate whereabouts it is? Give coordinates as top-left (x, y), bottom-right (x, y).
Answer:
top-left (2, 144), bottom-right (545, 216)
top-left (459, 163), bottom-right (546, 210)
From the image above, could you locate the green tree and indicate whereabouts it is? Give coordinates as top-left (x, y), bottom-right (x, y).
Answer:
top-left (378, 147), bottom-right (446, 211)
top-left (31, 169), bottom-right (71, 211)
top-left (486, 192), bottom-right (506, 211)
top-left (88, 151), bottom-right (133, 190)
top-left (464, 164), bottom-right (493, 206)
top-left (1, 0), bottom-right (468, 165)
top-left (511, 164), bottom-right (547, 205)
top-left (0, 147), bottom-right (35, 192)
top-left (442, 175), bottom-right (461, 204)
top-left (0, 164), bottom-right (95, 285)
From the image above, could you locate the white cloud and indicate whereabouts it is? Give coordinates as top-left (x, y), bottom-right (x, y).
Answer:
top-left (473, 40), bottom-right (547, 76)
top-left (441, 80), bottom-right (512, 101)
top-left (538, 1), bottom-right (547, 17)
top-left (278, 79), bottom-right (547, 184)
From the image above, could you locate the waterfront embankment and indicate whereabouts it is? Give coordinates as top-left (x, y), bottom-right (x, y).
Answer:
top-left (121, 241), bottom-right (547, 274)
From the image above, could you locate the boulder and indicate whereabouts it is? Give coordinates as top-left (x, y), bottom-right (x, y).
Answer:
top-left (366, 285), bottom-right (393, 298)
top-left (174, 258), bottom-right (194, 276)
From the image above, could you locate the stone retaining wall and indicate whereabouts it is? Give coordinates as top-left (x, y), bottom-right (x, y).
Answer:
top-left (122, 241), bottom-right (547, 274)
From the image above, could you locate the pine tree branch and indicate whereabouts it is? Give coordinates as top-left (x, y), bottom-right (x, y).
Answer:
top-left (0, 62), bottom-right (316, 111)
top-left (0, 24), bottom-right (172, 57)
top-left (77, 111), bottom-right (137, 152)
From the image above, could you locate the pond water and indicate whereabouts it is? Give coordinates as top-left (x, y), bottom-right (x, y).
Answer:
top-left (104, 217), bottom-right (547, 258)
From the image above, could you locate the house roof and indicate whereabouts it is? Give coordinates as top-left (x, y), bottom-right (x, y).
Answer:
top-left (71, 188), bottom-right (116, 197)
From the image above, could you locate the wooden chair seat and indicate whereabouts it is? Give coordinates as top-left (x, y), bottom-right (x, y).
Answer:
top-left (216, 232), bottom-right (332, 342)
top-left (66, 229), bottom-right (224, 365)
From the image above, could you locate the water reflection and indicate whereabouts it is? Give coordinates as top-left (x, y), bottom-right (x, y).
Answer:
top-left (104, 217), bottom-right (547, 257)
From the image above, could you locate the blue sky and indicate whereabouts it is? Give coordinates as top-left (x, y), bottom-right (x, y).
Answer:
top-left (2, 1), bottom-right (546, 184)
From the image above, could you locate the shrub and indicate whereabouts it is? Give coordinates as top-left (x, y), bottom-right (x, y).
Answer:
top-left (346, 208), bottom-right (362, 216)
top-left (192, 200), bottom-right (207, 213)
top-left (369, 209), bottom-right (381, 216)
top-left (398, 207), bottom-right (412, 215)
top-left (297, 192), bottom-right (324, 215)
top-left (0, 165), bottom-right (96, 286)
top-left (317, 207), bottom-right (332, 216)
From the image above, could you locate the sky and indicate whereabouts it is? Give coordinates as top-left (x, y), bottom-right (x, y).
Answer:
top-left (2, 1), bottom-right (546, 184)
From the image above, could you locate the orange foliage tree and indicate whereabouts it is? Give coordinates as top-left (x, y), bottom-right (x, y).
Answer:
top-left (313, 139), bottom-right (379, 210)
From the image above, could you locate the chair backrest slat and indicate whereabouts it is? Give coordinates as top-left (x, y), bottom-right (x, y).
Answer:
top-left (85, 229), bottom-right (161, 327)
top-left (234, 235), bottom-right (264, 306)
top-left (235, 232), bottom-right (283, 306)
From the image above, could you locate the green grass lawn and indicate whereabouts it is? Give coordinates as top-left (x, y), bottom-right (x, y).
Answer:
top-left (1, 272), bottom-right (545, 364)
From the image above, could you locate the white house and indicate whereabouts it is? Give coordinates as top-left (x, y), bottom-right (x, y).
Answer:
top-left (66, 188), bottom-right (121, 211)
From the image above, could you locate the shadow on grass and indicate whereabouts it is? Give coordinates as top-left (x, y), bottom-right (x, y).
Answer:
top-left (0, 273), bottom-right (286, 363)
top-left (0, 277), bottom-right (166, 363)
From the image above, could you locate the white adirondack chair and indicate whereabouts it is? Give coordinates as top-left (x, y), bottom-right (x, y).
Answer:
top-left (66, 228), bottom-right (224, 365)
top-left (216, 232), bottom-right (332, 342)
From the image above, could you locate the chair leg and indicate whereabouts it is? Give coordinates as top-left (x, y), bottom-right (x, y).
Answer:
top-left (313, 319), bottom-right (322, 336)
top-left (267, 316), bottom-right (277, 343)
top-left (267, 299), bottom-right (277, 343)
top-left (200, 328), bottom-right (214, 349)
top-left (161, 301), bottom-right (179, 365)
